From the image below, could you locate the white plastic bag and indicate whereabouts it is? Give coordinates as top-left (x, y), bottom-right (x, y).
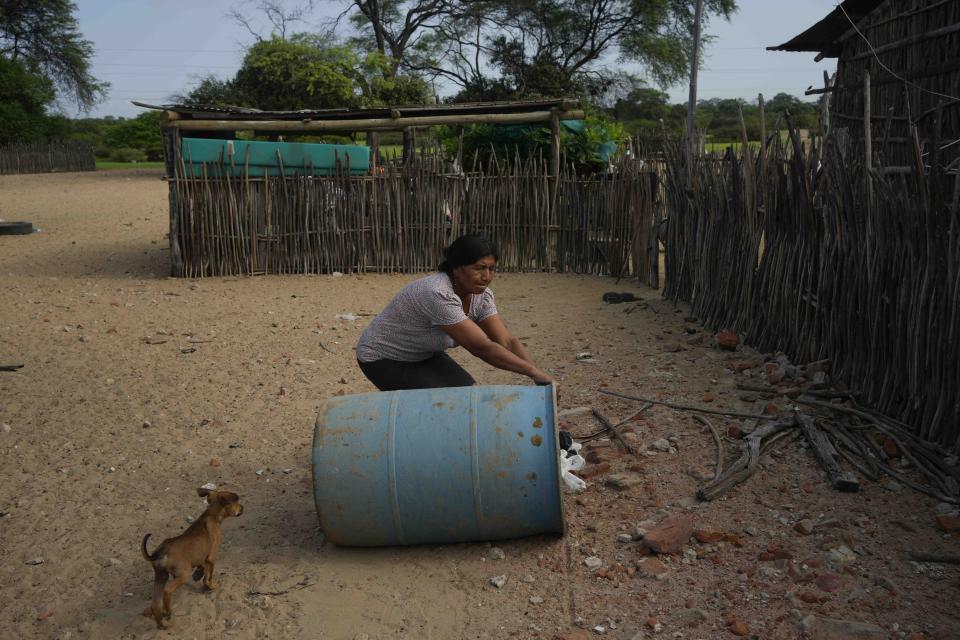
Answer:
top-left (560, 442), bottom-right (587, 492)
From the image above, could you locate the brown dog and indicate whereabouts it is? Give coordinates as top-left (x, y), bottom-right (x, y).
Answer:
top-left (141, 487), bottom-right (243, 628)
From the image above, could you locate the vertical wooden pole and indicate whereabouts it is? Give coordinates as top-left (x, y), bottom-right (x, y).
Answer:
top-left (161, 112), bottom-right (183, 277)
top-left (864, 70), bottom-right (872, 203)
top-left (821, 70), bottom-right (832, 145)
top-left (550, 109), bottom-right (561, 270)
top-left (686, 0), bottom-right (705, 174)
top-left (368, 131), bottom-right (379, 172)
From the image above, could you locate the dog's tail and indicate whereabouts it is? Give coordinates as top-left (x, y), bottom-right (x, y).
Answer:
top-left (141, 533), bottom-right (159, 561)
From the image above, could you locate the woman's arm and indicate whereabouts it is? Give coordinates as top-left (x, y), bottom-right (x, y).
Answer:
top-left (441, 318), bottom-right (552, 384)
top-left (477, 314), bottom-right (533, 363)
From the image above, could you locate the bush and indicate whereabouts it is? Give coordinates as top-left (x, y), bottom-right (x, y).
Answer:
top-left (109, 147), bottom-right (147, 163)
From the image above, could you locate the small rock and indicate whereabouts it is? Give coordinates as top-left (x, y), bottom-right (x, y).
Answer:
top-left (616, 533), bottom-right (634, 543)
top-left (767, 366), bottom-right (786, 385)
top-left (489, 575), bottom-right (507, 589)
top-left (715, 331), bottom-right (740, 350)
top-left (644, 516), bottom-right (694, 554)
top-left (200, 482), bottom-right (217, 491)
top-left (584, 556), bottom-right (603, 570)
top-left (558, 406), bottom-right (592, 418)
top-left (798, 615), bottom-right (886, 638)
top-left (825, 545), bottom-right (857, 569)
top-left (529, 596), bottom-right (543, 605)
top-left (729, 617), bottom-right (750, 636)
top-left (693, 529), bottom-right (724, 543)
top-left (0, 423), bottom-right (10, 433)
top-left (935, 514), bottom-right (960, 532)
top-left (522, 574), bottom-right (535, 583)
top-left (592, 625), bottom-right (606, 635)
top-left (141, 420), bottom-right (152, 429)
top-left (702, 392), bottom-right (716, 403)
top-left (935, 502), bottom-right (957, 516)
top-left (794, 519), bottom-right (815, 535)
top-left (678, 608), bottom-right (708, 624)
top-left (606, 472), bottom-right (643, 489)
top-left (816, 573), bottom-right (843, 592)
top-left (210, 458), bottom-right (221, 468)
top-left (874, 575), bottom-right (898, 594)
top-left (650, 438), bottom-right (671, 452)
top-left (636, 557), bottom-right (669, 580)
top-left (25, 558), bottom-right (44, 565)
top-left (488, 547), bottom-right (505, 561)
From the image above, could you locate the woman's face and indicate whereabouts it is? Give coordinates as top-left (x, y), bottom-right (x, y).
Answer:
top-left (452, 255), bottom-right (497, 295)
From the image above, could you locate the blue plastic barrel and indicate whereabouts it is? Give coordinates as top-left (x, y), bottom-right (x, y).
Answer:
top-left (312, 385), bottom-right (564, 546)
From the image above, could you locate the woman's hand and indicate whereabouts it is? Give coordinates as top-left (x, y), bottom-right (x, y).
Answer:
top-left (531, 370), bottom-right (554, 386)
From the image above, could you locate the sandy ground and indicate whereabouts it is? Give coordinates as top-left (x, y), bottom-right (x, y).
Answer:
top-left (0, 169), bottom-right (958, 640)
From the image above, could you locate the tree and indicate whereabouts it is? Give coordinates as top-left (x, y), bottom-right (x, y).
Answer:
top-left (612, 86), bottom-right (670, 130)
top-left (229, 33), bottom-right (430, 110)
top-left (345, 0), bottom-right (451, 78)
top-left (0, 56), bottom-right (59, 143)
top-left (232, 34), bottom-right (361, 110)
top-left (0, 0), bottom-right (108, 111)
top-left (170, 75), bottom-right (242, 106)
top-left (103, 111), bottom-right (164, 160)
top-left (409, 0), bottom-right (737, 102)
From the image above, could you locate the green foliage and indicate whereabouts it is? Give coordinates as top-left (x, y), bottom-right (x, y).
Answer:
top-left (410, 0), bottom-right (738, 104)
top-left (232, 34), bottom-right (362, 110)
top-left (228, 35), bottom-right (431, 110)
top-left (172, 74), bottom-right (241, 106)
top-left (0, 56), bottom-right (57, 143)
top-left (108, 147), bottom-right (147, 163)
top-left (102, 111), bottom-right (164, 160)
top-left (0, 0), bottom-right (108, 111)
top-left (357, 51), bottom-right (432, 106)
top-left (435, 114), bottom-right (626, 174)
top-left (608, 90), bottom-right (820, 143)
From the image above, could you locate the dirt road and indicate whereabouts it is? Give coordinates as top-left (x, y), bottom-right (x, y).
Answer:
top-left (0, 169), bottom-right (957, 639)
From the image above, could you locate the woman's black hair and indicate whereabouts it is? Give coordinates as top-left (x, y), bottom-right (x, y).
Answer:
top-left (438, 233), bottom-right (498, 276)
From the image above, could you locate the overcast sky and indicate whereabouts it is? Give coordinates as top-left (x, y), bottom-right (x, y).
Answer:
top-left (74, 0), bottom-right (839, 119)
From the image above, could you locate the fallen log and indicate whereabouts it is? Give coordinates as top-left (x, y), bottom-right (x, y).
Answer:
top-left (697, 416), bottom-right (797, 501)
top-left (798, 414), bottom-right (860, 492)
top-left (591, 408), bottom-right (637, 455)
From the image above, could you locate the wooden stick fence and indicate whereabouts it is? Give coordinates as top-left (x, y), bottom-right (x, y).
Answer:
top-left (167, 146), bottom-right (657, 283)
top-left (662, 115), bottom-right (960, 451)
top-left (0, 140), bottom-right (95, 175)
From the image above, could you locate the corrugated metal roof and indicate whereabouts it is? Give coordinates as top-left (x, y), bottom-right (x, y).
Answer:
top-left (133, 99), bottom-right (578, 121)
top-left (767, 0), bottom-right (885, 56)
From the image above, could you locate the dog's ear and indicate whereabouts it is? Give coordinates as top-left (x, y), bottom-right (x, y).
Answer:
top-left (197, 487), bottom-right (212, 498)
top-left (220, 492), bottom-right (240, 504)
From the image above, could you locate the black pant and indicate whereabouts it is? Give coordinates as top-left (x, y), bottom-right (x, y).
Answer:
top-left (358, 352), bottom-right (476, 391)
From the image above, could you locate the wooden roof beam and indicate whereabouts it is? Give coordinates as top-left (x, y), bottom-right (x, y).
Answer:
top-left (162, 109), bottom-right (585, 132)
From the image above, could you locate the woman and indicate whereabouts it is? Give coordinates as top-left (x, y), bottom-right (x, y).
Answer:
top-left (356, 234), bottom-right (553, 391)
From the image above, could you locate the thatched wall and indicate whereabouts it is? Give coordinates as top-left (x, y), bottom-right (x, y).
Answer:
top-left (166, 151), bottom-right (657, 283)
top-left (829, 0), bottom-right (960, 169)
top-left (662, 123), bottom-right (960, 451)
top-left (0, 140), bottom-right (95, 175)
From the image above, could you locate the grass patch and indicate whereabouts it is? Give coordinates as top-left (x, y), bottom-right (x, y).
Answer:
top-left (704, 141), bottom-right (762, 153)
top-left (96, 161), bottom-right (165, 170)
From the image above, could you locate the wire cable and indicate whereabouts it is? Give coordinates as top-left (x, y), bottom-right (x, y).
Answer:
top-left (837, 1), bottom-right (960, 103)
